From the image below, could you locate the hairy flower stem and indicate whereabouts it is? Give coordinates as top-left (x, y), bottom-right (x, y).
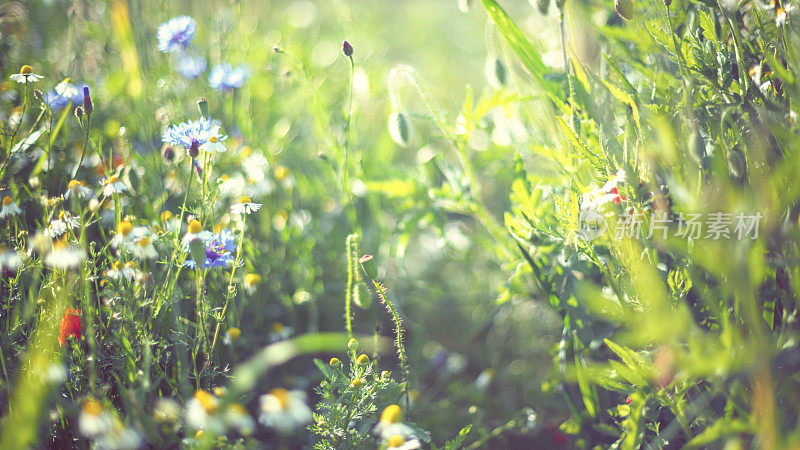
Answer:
top-left (344, 234), bottom-right (358, 339)
top-left (72, 115), bottom-right (92, 179)
top-left (208, 218), bottom-right (247, 362)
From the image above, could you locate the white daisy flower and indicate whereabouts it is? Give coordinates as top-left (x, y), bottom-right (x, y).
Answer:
top-left (257, 388), bottom-right (312, 433)
top-left (93, 424), bottom-right (142, 450)
top-left (223, 327), bottom-right (242, 345)
top-left (243, 273), bottom-right (261, 294)
top-left (224, 403), bottom-right (255, 435)
top-left (55, 78), bottom-right (79, 98)
top-left (0, 195), bottom-right (22, 218)
top-left (101, 175), bottom-right (128, 196)
top-left (65, 179), bottom-right (93, 199)
top-left (230, 195), bottom-right (262, 215)
top-left (186, 390), bottom-right (225, 434)
top-left (106, 261), bottom-right (138, 282)
top-left (110, 221), bottom-right (149, 249)
top-left (153, 398), bottom-right (181, 424)
top-left (130, 236), bottom-right (158, 260)
top-left (0, 245), bottom-right (20, 272)
top-left (44, 241), bottom-right (86, 269)
top-left (386, 436), bottom-right (421, 450)
top-left (45, 211), bottom-right (80, 238)
top-left (78, 399), bottom-right (112, 438)
top-left (374, 405), bottom-right (415, 440)
top-left (200, 135), bottom-right (227, 152)
top-left (9, 65), bottom-right (43, 84)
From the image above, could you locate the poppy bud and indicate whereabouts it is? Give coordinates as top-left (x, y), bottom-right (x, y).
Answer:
top-left (189, 139), bottom-right (200, 158)
top-left (727, 146), bottom-right (747, 180)
top-left (162, 144), bottom-right (175, 161)
top-left (198, 98), bottom-right (209, 116)
top-left (82, 86), bottom-right (93, 116)
top-left (688, 131), bottom-right (707, 165)
top-left (388, 111), bottom-right (411, 147)
top-left (342, 40), bottom-right (354, 57)
top-left (486, 57), bottom-right (507, 88)
top-left (615, 0), bottom-right (634, 21)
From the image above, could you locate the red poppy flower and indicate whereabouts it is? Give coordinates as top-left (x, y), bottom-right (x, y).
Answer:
top-left (59, 307), bottom-right (82, 347)
top-left (611, 186), bottom-right (627, 205)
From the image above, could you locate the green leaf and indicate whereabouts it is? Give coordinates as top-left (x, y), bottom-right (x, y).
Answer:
top-left (479, 0), bottom-right (563, 105)
top-left (697, 10), bottom-right (718, 49)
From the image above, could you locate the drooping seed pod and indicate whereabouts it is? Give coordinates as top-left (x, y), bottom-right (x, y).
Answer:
top-left (727, 145), bottom-right (747, 180)
top-left (342, 40), bottom-right (354, 57)
top-left (615, 0), bottom-right (634, 21)
top-left (486, 57), bottom-right (507, 89)
top-left (535, 0), bottom-right (551, 14)
top-left (388, 111), bottom-right (411, 147)
top-left (688, 131), bottom-right (707, 165)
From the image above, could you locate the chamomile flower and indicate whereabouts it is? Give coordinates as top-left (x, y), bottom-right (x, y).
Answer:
top-left (153, 398), bottom-right (181, 424)
top-left (374, 405), bottom-right (415, 440)
top-left (224, 403), bottom-right (255, 435)
top-left (9, 65), bottom-right (43, 83)
top-left (65, 179), bottom-right (92, 199)
top-left (0, 195), bottom-right (22, 218)
top-left (79, 398), bottom-right (112, 437)
top-left (45, 239), bottom-right (86, 269)
top-left (223, 327), bottom-right (242, 345)
top-left (208, 64), bottom-right (250, 91)
top-left (101, 175), bottom-right (129, 196)
top-left (386, 435), bottom-right (422, 449)
top-left (157, 16), bottom-right (196, 53)
top-left (231, 195), bottom-right (262, 215)
top-left (106, 261), bottom-right (133, 282)
top-left (110, 220), bottom-right (142, 248)
top-left (130, 236), bottom-right (158, 260)
top-left (257, 388), bottom-right (312, 433)
top-left (243, 273), bottom-right (261, 294)
top-left (186, 390), bottom-right (224, 434)
top-left (45, 210), bottom-right (80, 237)
top-left (0, 245), bottom-right (20, 272)
top-left (269, 322), bottom-right (294, 342)
top-left (93, 424), bottom-right (142, 450)
top-left (201, 135), bottom-right (226, 152)
top-left (163, 117), bottom-right (227, 151)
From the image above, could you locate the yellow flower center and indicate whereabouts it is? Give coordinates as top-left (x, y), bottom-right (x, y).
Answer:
top-left (82, 399), bottom-right (104, 416)
top-left (275, 166), bottom-right (288, 180)
top-left (67, 179), bottom-right (84, 189)
top-left (329, 357), bottom-right (340, 366)
top-left (357, 354), bottom-right (370, 365)
top-left (381, 404), bottom-right (403, 424)
top-left (116, 221), bottom-right (133, 236)
top-left (58, 210), bottom-right (67, 219)
top-left (125, 261), bottom-right (137, 269)
top-left (188, 219), bottom-right (202, 234)
top-left (137, 237), bottom-right (150, 247)
top-left (244, 273), bottom-right (261, 286)
top-left (112, 261), bottom-right (123, 270)
top-left (228, 403), bottom-right (247, 415)
top-left (272, 322), bottom-right (284, 333)
top-left (194, 390), bottom-right (219, 414)
top-left (350, 378), bottom-right (364, 388)
top-left (20, 65), bottom-right (33, 75)
top-left (269, 388), bottom-right (291, 410)
top-left (2, 196), bottom-right (13, 206)
top-left (161, 210), bottom-right (173, 222)
top-left (226, 327), bottom-right (241, 341)
top-left (194, 430), bottom-right (204, 440)
top-left (239, 195), bottom-right (251, 204)
top-left (104, 175), bottom-right (119, 185)
top-left (387, 435), bottom-right (406, 448)
top-left (209, 136), bottom-right (218, 143)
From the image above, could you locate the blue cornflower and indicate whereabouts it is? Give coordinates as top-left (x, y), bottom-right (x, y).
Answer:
top-left (157, 16), bottom-right (196, 53)
top-left (184, 229), bottom-right (237, 269)
top-left (177, 54), bottom-right (207, 79)
top-left (208, 64), bottom-right (250, 91)
top-left (162, 117), bottom-right (227, 151)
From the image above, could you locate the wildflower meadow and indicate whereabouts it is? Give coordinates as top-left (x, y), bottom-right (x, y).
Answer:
top-left (1, 0), bottom-right (800, 448)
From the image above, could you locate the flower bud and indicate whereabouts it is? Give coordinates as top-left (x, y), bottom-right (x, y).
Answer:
top-left (347, 338), bottom-right (359, 352)
top-left (486, 57), bottom-right (507, 88)
top-left (162, 144), bottom-right (175, 161)
top-left (615, 0), bottom-right (634, 21)
top-left (727, 146), bottom-right (747, 180)
top-left (189, 139), bottom-right (200, 158)
top-left (75, 106), bottom-right (84, 120)
top-left (342, 40), bottom-right (354, 57)
top-left (388, 111), bottom-right (411, 147)
top-left (198, 98), bottom-right (209, 116)
top-left (82, 86), bottom-right (93, 116)
top-left (33, 89), bottom-right (43, 101)
top-left (357, 354), bottom-right (370, 365)
top-left (329, 357), bottom-right (341, 368)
